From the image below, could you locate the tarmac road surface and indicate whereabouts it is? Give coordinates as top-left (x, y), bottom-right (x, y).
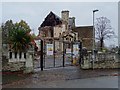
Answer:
top-left (2, 76), bottom-right (118, 88)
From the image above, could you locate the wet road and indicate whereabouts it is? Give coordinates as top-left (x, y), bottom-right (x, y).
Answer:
top-left (2, 76), bottom-right (118, 88)
top-left (30, 76), bottom-right (118, 88)
top-left (2, 66), bottom-right (119, 88)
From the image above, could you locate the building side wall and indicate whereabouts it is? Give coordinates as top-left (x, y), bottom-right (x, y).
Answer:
top-left (54, 26), bottom-right (62, 38)
top-left (74, 26), bottom-right (93, 50)
top-left (62, 24), bottom-right (66, 32)
top-left (39, 26), bottom-right (53, 37)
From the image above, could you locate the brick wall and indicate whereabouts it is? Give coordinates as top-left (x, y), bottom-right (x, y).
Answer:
top-left (73, 26), bottom-right (93, 50)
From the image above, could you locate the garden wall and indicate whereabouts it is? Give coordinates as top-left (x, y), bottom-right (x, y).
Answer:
top-left (2, 51), bottom-right (34, 73)
top-left (81, 52), bottom-right (119, 69)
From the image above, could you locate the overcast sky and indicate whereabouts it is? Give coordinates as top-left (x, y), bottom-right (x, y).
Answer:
top-left (1, 2), bottom-right (118, 47)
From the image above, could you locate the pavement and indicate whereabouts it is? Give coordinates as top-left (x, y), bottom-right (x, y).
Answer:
top-left (2, 66), bottom-right (120, 88)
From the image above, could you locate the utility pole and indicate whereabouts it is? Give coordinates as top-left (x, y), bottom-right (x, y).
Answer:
top-left (92, 9), bottom-right (99, 69)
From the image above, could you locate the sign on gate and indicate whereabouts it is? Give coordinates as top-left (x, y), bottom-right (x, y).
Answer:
top-left (73, 44), bottom-right (79, 55)
top-left (47, 44), bottom-right (53, 55)
top-left (66, 48), bottom-right (71, 54)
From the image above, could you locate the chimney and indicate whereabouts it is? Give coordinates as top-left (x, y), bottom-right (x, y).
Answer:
top-left (68, 17), bottom-right (75, 29)
top-left (61, 10), bottom-right (69, 24)
top-left (61, 10), bottom-right (69, 30)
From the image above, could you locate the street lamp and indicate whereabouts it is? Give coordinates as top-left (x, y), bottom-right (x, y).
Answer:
top-left (92, 9), bottom-right (99, 69)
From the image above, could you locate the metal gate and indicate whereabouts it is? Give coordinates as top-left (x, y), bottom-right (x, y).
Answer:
top-left (63, 42), bottom-right (73, 66)
top-left (33, 39), bottom-right (82, 70)
top-left (43, 39), bottom-right (63, 69)
top-left (63, 41), bottom-right (82, 67)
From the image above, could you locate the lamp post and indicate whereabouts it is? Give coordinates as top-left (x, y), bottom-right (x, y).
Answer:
top-left (92, 9), bottom-right (99, 70)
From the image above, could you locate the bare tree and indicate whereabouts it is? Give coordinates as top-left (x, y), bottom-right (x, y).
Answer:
top-left (95, 17), bottom-right (115, 51)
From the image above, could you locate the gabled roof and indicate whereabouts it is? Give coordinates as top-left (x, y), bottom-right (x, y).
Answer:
top-left (40, 11), bottom-right (62, 27)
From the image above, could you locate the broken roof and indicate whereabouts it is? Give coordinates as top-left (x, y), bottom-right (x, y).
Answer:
top-left (40, 11), bottom-right (62, 27)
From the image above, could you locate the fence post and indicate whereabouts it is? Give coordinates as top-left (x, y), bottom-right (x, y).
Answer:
top-left (79, 41), bottom-right (82, 65)
top-left (24, 52), bottom-right (34, 73)
top-left (43, 40), bottom-right (45, 68)
top-left (40, 40), bottom-right (43, 71)
top-left (53, 39), bottom-right (55, 67)
top-left (63, 41), bottom-right (65, 67)
top-left (71, 41), bottom-right (73, 64)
